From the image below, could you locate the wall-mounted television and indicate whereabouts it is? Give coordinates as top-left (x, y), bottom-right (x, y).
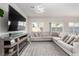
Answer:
top-left (8, 5), bottom-right (26, 32)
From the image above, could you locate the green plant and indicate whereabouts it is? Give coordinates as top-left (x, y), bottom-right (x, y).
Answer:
top-left (0, 8), bottom-right (4, 17)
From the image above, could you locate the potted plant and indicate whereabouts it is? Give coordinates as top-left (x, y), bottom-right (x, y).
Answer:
top-left (0, 8), bottom-right (4, 17)
top-left (0, 8), bottom-right (4, 28)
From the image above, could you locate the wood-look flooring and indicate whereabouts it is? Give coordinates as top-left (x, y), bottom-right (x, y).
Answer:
top-left (21, 41), bottom-right (68, 56)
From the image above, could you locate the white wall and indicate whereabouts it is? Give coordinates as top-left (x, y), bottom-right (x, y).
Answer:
top-left (0, 3), bottom-right (9, 33)
top-left (0, 3), bottom-right (28, 35)
top-left (28, 16), bottom-right (79, 33)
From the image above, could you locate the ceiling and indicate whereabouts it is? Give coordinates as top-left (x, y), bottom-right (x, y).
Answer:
top-left (15, 3), bottom-right (79, 17)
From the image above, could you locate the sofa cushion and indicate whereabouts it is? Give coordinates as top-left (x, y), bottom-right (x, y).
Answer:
top-left (63, 35), bottom-right (70, 42)
top-left (62, 35), bottom-right (68, 41)
top-left (59, 33), bottom-right (68, 41)
top-left (75, 35), bottom-right (79, 42)
top-left (70, 38), bottom-right (76, 45)
top-left (70, 35), bottom-right (79, 45)
top-left (59, 33), bottom-right (65, 38)
top-left (66, 35), bottom-right (75, 44)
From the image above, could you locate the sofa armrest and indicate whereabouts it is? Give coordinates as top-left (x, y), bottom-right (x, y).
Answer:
top-left (52, 37), bottom-right (61, 39)
top-left (73, 42), bottom-right (79, 56)
top-left (52, 37), bottom-right (62, 41)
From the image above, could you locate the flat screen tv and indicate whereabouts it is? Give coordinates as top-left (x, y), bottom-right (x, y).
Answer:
top-left (8, 5), bottom-right (26, 32)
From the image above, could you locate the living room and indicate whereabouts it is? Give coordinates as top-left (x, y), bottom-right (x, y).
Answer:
top-left (0, 3), bottom-right (79, 56)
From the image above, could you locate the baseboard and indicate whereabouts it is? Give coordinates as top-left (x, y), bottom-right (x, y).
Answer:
top-left (31, 40), bottom-right (52, 42)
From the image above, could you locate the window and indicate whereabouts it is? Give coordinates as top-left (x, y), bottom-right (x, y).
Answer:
top-left (32, 22), bottom-right (44, 32)
top-left (51, 22), bottom-right (63, 32)
top-left (68, 22), bottom-right (74, 33)
top-left (68, 22), bottom-right (79, 34)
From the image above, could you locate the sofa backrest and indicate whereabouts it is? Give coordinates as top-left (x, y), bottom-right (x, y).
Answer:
top-left (31, 32), bottom-right (50, 37)
top-left (63, 34), bottom-right (79, 46)
top-left (61, 35), bottom-right (68, 41)
top-left (56, 32), bottom-right (79, 46)
top-left (69, 35), bottom-right (79, 45)
top-left (50, 32), bottom-right (59, 37)
top-left (71, 35), bottom-right (79, 43)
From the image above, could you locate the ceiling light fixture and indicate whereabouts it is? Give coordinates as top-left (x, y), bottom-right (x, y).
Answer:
top-left (31, 5), bottom-right (45, 14)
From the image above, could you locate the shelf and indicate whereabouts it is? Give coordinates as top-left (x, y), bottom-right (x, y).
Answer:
top-left (5, 50), bottom-right (17, 56)
top-left (19, 43), bottom-right (29, 56)
top-left (4, 43), bottom-right (17, 48)
top-left (19, 42), bottom-right (27, 52)
top-left (18, 37), bottom-right (28, 44)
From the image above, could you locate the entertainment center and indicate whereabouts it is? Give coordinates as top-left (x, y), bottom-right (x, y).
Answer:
top-left (0, 33), bottom-right (29, 56)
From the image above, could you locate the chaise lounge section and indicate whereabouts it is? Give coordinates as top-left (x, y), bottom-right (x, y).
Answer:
top-left (52, 33), bottom-right (79, 56)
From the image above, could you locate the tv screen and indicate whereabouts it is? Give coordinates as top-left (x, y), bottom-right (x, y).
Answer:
top-left (8, 5), bottom-right (26, 31)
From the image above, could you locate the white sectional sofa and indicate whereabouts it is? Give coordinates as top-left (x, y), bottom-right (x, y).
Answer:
top-left (30, 32), bottom-right (79, 56)
top-left (30, 32), bottom-right (59, 41)
top-left (52, 33), bottom-right (79, 56)
top-left (30, 32), bottom-right (51, 41)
